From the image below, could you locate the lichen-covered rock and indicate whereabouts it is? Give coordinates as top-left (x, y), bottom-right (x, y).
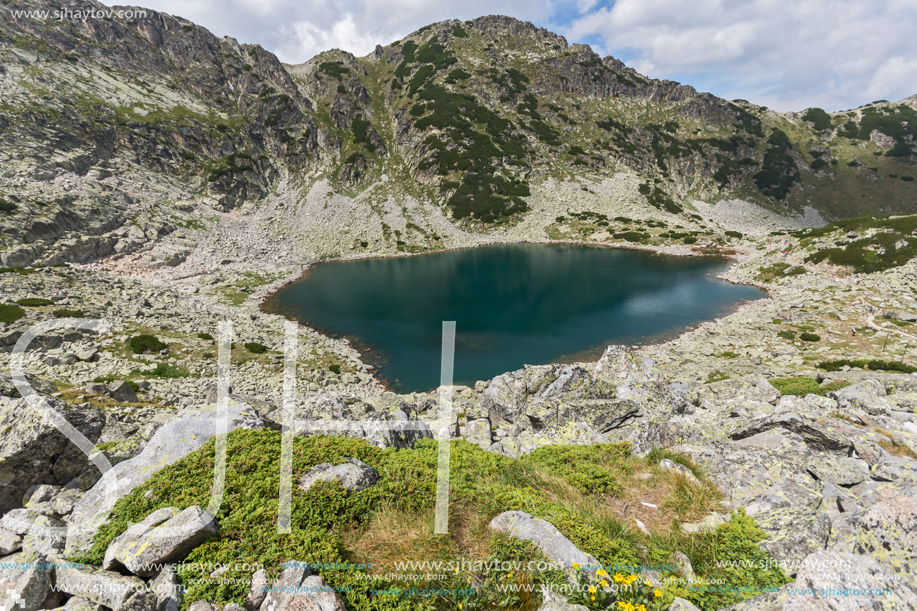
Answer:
top-left (298, 458), bottom-right (379, 494)
top-left (489, 510), bottom-right (598, 571)
top-left (0, 552), bottom-right (52, 611)
top-left (852, 494), bottom-right (917, 585)
top-left (259, 562), bottom-right (346, 611)
top-left (55, 565), bottom-right (148, 611)
top-left (105, 506), bottom-right (218, 577)
top-left (784, 551), bottom-right (917, 610)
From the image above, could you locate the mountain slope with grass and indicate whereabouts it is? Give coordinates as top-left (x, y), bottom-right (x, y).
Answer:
top-left (1, 0), bottom-right (916, 267)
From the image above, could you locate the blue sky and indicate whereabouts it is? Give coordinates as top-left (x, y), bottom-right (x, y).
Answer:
top-left (114, 0), bottom-right (917, 112)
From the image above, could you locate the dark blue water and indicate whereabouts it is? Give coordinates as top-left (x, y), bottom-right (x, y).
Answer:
top-left (265, 244), bottom-right (763, 392)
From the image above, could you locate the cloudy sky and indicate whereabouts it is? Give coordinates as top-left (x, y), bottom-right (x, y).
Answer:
top-left (115, 0), bottom-right (917, 112)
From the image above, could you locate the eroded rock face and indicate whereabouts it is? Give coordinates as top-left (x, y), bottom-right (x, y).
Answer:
top-left (0, 396), bottom-right (104, 514)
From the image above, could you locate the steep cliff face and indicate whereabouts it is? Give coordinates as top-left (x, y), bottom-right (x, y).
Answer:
top-left (0, 1), bottom-right (915, 265)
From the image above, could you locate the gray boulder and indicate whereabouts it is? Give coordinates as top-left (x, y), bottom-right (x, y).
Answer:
top-left (0, 509), bottom-right (44, 535)
top-left (299, 458), bottom-right (379, 494)
top-left (102, 507), bottom-right (180, 571)
top-left (0, 552), bottom-right (52, 611)
top-left (150, 566), bottom-right (182, 611)
top-left (109, 381), bottom-right (138, 403)
top-left (0, 527), bottom-right (22, 554)
top-left (55, 565), bottom-right (148, 611)
top-left (22, 515), bottom-right (65, 556)
top-left (489, 510), bottom-right (599, 571)
top-left (105, 506), bottom-right (218, 576)
top-left (259, 562), bottom-right (346, 611)
top-left (65, 400), bottom-right (262, 554)
top-left (0, 396), bottom-right (104, 514)
top-left (245, 569), bottom-right (268, 610)
top-left (830, 380), bottom-right (890, 415)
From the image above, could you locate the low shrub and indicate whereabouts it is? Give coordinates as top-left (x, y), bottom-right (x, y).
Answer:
top-left (197, 332), bottom-right (214, 341)
top-left (244, 342), bottom-right (268, 354)
top-left (53, 309), bottom-right (85, 318)
top-left (15, 298), bottom-right (54, 307)
top-left (127, 334), bottom-right (168, 354)
top-left (799, 332), bottom-right (821, 342)
top-left (770, 376), bottom-right (849, 397)
top-left (818, 359), bottom-right (916, 373)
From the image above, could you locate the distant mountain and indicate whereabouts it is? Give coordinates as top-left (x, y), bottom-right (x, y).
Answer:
top-left (1, 0), bottom-right (916, 265)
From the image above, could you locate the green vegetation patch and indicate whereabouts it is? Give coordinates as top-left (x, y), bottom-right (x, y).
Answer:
top-left (0, 198), bottom-right (17, 214)
top-left (127, 334), bottom-right (168, 354)
top-left (0, 303), bottom-right (26, 324)
top-left (818, 359), bottom-right (916, 373)
top-left (72, 431), bottom-right (786, 611)
top-left (799, 214), bottom-right (917, 273)
top-left (318, 61), bottom-right (350, 81)
top-left (244, 342), bottom-right (268, 354)
top-left (770, 376), bottom-right (850, 397)
top-left (15, 298), bottom-right (54, 307)
top-left (801, 108), bottom-right (832, 131)
top-left (753, 129), bottom-right (799, 200)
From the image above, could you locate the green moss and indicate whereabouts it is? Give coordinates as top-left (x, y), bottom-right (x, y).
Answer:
top-left (15, 298), bottom-right (54, 307)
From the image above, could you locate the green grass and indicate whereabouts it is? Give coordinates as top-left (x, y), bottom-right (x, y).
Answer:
top-left (0, 304), bottom-right (26, 324)
top-left (127, 334), bottom-right (167, 354)
top-left (770, 376), bottom-right (850, 397)
top-left (69, 431), bottom-right (786, 611)
top-left (15, 298), bottom-right (54, 307)
top-left (197, 333), bottom-right (214, 341)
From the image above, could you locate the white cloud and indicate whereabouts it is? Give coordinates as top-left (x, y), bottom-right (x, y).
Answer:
top-left (106, 0), bottom-right (917, 111)
top-left (564, 0), bottom-right (917, 111)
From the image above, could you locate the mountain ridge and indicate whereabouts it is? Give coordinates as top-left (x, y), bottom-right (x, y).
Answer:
top-left (1, 0), bottom-right (916, 268)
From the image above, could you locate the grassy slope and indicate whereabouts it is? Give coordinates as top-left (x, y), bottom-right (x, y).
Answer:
top-left (72, 430), bottom-right (788, 611)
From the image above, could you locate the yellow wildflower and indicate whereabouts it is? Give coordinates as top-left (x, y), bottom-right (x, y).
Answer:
top-left (600, 579), bottom-right (609, 587)
top-left (572, 562), bottom-right (580, 570)
top-left (654, 589), bottom-right (662, 598)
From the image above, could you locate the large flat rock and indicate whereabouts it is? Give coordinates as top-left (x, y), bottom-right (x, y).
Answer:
top-left (65, 401), bottom-right (262, 554)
